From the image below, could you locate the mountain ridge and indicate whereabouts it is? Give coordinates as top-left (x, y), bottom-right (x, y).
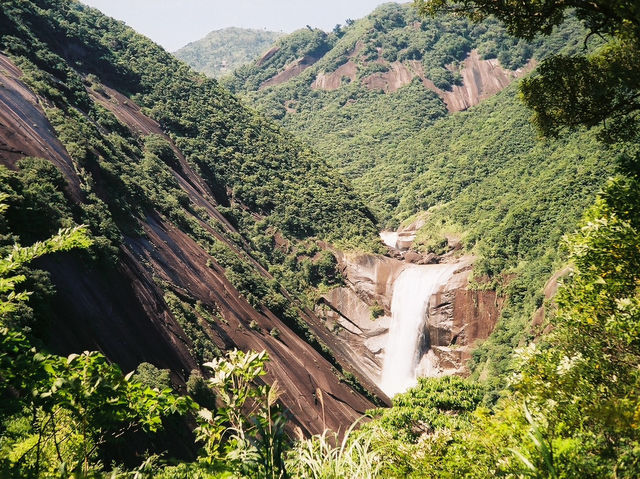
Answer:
top-left (174, 27), bottom-right (283, 78)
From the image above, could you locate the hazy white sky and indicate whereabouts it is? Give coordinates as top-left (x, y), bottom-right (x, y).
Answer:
top-left (80, 1), bottom-right (400, 52)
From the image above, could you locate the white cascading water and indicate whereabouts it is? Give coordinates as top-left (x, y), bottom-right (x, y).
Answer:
top-left (380, 231), bottom-right (399, 249)
top-left (380, 263), bottom-right (458, 397)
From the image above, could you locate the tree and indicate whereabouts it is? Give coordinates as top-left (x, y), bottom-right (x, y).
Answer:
top-left (414, 0), bottom-right (639, 40)
top-left (0, 196), bottom-right (196, 477)
top-left (509, 174), bottom-right (640, 476)
top-left (0, 193), bottom-right (92, 322)
top-left (413, 0), bottom-right (640, 143)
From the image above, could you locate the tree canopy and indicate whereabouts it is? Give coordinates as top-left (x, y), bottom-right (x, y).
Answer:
top-left (415, 0), bottom-right (640, 143)
top-left (414, 0), bottom-right (639, 40)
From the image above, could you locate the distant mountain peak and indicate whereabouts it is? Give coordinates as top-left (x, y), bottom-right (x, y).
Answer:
top-left (174, 27), bottom-right (283, 78)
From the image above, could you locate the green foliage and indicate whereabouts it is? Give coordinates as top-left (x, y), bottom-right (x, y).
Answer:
top-left (509, 404), bottom-right (559, 479)
top-left (509, 175), bottom-right (640, 476)
top-left (352, 6), bottom-right (640, 476)
top-left (300, 250), bottom-right (343, 288)
top-left (175, 27), bottom-right (283, 78)
top-left (370, 303), bottom-right (384, 320)
top-left (1, 158), bottom-right (73, 242)
top-left (286, 421), bottom-right (382, 479)
top-left (0, 162), bottom-right (102, 328)
top-left (225, 2), bottom-right (588, 164)
top-left (0, 198), bottom-right (196, 477)
top-left (0, 2), bottom-right (379, 438)
top-left (132, 363), bottom-right (172, 391)
top-left (196, 349), bottom-right (288, 479)
top-left (0, 0), bottom-right (380, 259)
top-left (163, 292), bottom-right (220, 364)
top-left (217, 5), bottom-right (610, 388)
top-left (2, 0), bottom-right (639, 477)
top-left (145, 460), bottom-right (235, 478)
top-left (426, 66), bottom-right (460, 90)
top-left (361, 401), bottom-right (517, 478)
top-left (269, 327), bottom-right (281, 339)
top-left (381, 88), bottom-right (615, 385)
top-left (367, 376), bottom-right (484, 443)
top-left (187, 370), bottom-right (217, 412)
top-left (521, 39), bottom-right (640, 141)
top-left (415, 0), bottom-right (640, 141)
top-left (365, 175), bottom-right (640, 479)
top-left (0, 339), bottom-right (197, 478)
top-left (0, 224), bottom-right (91, 321)
top-left (414, 0), bottom-right (640, 40)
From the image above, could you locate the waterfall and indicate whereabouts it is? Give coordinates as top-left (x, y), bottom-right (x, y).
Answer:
top-left (380, 231), bottom-right (399, 248)
top-left (380, 263), bottom-right (458, 397)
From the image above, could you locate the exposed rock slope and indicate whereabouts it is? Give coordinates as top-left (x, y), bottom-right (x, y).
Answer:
top-left (312, 50), bottom-right (534, 112)
top-left (0, 55), bottom-right (82, 200)
top-left (0, 0), bottom-right (381, 435)
top-left (219, 2), bottom-right (572, 117)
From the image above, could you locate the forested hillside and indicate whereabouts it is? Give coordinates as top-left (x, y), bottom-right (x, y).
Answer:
top-left (174, 27), bottom-right (283, 78)
top-left (0, 0), bottom-right (385, 475)
top-left (214, 2), bottom-right (616, 390)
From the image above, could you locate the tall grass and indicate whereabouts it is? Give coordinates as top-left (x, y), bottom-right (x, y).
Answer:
top-left (286, 421), bottom-right (382, 479)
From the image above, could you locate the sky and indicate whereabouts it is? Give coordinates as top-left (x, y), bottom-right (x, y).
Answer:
top-left (80, 1), bottom-right (399, 52)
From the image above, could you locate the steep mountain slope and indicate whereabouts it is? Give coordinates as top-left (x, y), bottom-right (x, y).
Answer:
top-left (219, 3), bottom-right (594, 221)
top-left (214, 3), bottom-right (616, 390)
top-left (174, 27), bottom-right (283, 78)
top-left (0, 0), bottom-right (384, 436)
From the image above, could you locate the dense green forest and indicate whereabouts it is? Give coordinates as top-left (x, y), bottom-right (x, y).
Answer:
top-left (1, 0), bottom-right (639, 477)
top-left (211, 2), bottom-right (618, 392)
top-left (174, 27), bottom-right (283, 78)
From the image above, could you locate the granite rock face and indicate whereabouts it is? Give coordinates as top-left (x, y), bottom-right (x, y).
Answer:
top-left (427, 264), bottom-right (503, 376)
top-left (0, 53), bottom-right (376, 435)
top-left (317, 248), bottom-right (501, 389)
top-left (310, 49), bottom-right (535, 113)
top-left (315, 253), bottom-right (403, 386)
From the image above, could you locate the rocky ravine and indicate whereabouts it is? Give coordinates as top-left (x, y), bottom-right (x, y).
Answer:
top-left (316, 227), bottom-right (503, 393)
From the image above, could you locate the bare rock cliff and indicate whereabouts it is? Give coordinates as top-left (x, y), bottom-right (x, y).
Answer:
top-left (312, 49), bottom-right (535, 112)
top-left (317, 245), bottom-right (502, 391)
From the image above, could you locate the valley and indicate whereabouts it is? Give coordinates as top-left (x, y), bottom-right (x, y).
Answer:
top-left (0, 0), bottom-right (639, 477)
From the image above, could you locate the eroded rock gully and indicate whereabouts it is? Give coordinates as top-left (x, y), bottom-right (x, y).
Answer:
top-left (316, 232), bottom-right (503, 392)
top-left (311, 49), bottom-right (535, 112)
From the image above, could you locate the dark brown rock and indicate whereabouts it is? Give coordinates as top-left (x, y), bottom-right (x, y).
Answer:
top-left (403, 250), bottom-right (423, 264)
top-left (0, 54), bottom-right (376, 436)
